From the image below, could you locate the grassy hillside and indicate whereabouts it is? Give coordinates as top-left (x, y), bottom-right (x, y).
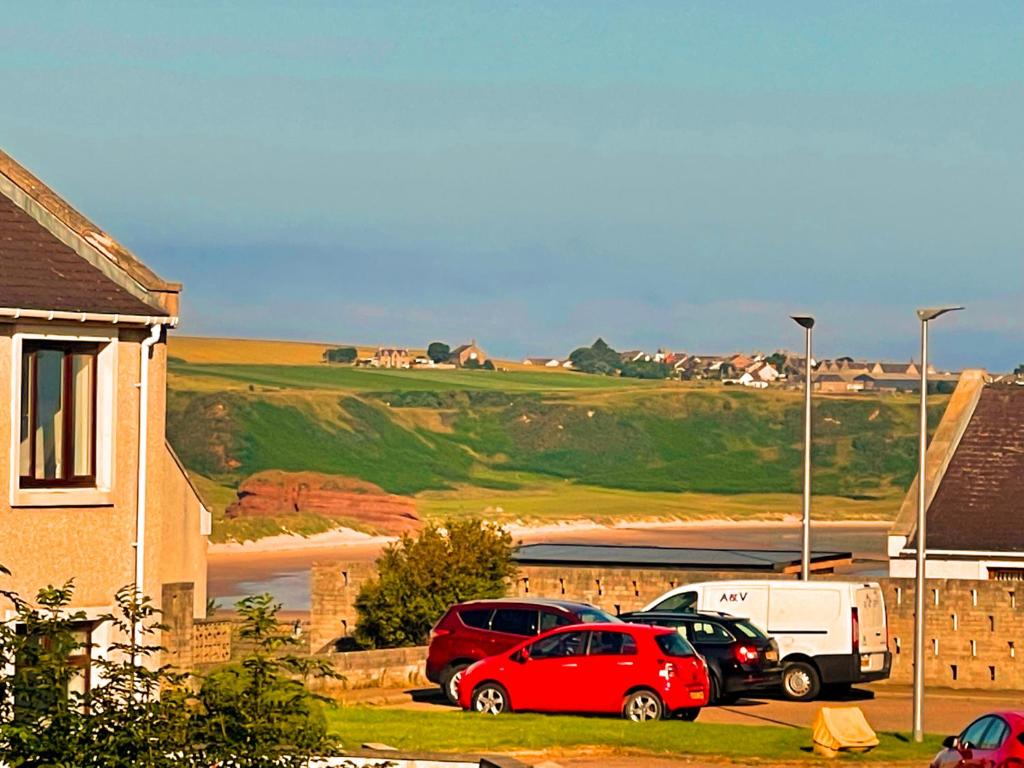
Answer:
top-left (166, 345), bottom-right (944, 541)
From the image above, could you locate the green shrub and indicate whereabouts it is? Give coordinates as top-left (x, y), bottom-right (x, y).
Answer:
top-left (323, 347), bottom-right (357, 364)
top-left (354, 520), bottom-right (516, 648)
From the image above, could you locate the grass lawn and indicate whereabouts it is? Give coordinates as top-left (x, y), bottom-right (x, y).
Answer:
top-left (326, 707), bottom-right (942, 763)
top-left (169, 361), bottom-right (662, 393)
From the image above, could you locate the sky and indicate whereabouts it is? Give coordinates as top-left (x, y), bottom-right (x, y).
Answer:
top-left (2, 2), bottom-right (1022, 369)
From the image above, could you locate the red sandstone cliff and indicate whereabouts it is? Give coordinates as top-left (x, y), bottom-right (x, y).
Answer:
top-left (225, 470), bottom-right (421, 534)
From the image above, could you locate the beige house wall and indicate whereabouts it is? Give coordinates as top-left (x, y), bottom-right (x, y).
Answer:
top-left (0, 322), bottom-right (207, 642)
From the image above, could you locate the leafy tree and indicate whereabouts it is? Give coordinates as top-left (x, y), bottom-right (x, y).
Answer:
top-left (482, 359), bottom-right (496, 370)
top-left (1015, 363), bottom-right (1024, 376)
top-left (462, 357), bottom-right (481, 370)
top-left (323, 346), bottom-right (357, 364)
top-left (568, 337), bottom-right (622, 375)
top-left (196, 594), bottom-right (340, 767)
top-left (718, 362), bottom-right (736, 380)
top-left (354, 520), bottom-right (516, 648)
top-left (764, 352), bottom-right (787, 370)
top-left (427, 342), bottom-right (450, 364)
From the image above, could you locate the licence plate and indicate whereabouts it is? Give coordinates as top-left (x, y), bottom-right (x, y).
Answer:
top-left (765, 650), bottom-right (778, 662)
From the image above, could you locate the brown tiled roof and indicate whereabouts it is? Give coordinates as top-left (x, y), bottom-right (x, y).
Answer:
top-left (0, 149), bottom-right (177, 294)
top-left (920, 385), bottom-right (1024, 552)
top-left (0, 193), bottom-right (166, 316)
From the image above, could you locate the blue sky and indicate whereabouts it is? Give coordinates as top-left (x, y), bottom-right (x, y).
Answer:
top-left (3, 2), bottom-right (1021, 368)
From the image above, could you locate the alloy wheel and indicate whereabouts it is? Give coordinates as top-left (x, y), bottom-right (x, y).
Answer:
top-left (626, 693), bottom-right (661, 721)
top-left (474, 686), bottom-right (506, 715)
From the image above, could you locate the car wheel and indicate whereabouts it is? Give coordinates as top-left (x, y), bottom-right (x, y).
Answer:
top-left (471, 682), bottom-right (509, 715)
top-left (441, 663), bottom-right (470, 705)
top-left (622, 690), bottom-right (664, 722)
top-left (709, 673), bottom-right (723, 705)
top-left (679, 707), bottom-right (700, 722)
top-left (781, 661), bottom-right (821, 701)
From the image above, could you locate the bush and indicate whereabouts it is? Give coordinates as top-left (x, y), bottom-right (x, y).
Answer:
top-left (354, 520), bottom-right (516, 648)
top-left (0, 566), bottom-right (339, 767)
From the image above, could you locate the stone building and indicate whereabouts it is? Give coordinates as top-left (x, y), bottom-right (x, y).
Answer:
top-left (0, 148), bottom-right (209, 674)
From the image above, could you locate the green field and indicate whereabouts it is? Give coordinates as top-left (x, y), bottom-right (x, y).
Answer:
top-left (166, 355), bottom-right (943, 541)
top-left (326, 707), bottom-right (941, 763)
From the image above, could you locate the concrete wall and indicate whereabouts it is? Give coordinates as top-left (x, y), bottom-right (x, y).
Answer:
top-left (310, 561), bottom-right (1024, 690)
top-left (310, 645), bottom-right (428, 696)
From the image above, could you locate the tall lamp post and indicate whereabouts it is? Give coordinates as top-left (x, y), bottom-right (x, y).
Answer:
top-left (791, 315), bottom-right (815, 581)
top-left (912, 306), bottom-right (963, 743)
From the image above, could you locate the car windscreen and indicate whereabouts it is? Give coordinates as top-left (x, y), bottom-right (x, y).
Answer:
top-left (654, 631), bottom-right (697, 657)
top-left (576, 607), bottom-right (621, 624)
top-left (732, 620), bottom-right (767, 640)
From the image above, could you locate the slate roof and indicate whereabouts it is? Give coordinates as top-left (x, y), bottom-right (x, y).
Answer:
top-left (0, 193), bottom-right (165, 316)
top-left (919, 385), bottom-right (1024, 552)
top-left (513, 543), bottom-right (850, 571)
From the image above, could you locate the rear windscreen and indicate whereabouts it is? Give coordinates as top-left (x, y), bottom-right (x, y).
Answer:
top-left (732, 620), bottom-right (767, 640)
top-left (655, 632), bottom-right (696, 657)
top-left (576, 607), bottom-right (621, 624)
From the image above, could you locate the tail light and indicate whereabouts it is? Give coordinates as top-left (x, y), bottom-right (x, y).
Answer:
top-left (851, 607), bottom-right (860, 655)
top-left (430, 627), bottom-right (452, 641)
top-left (734, 644), bottom-right (759, 664)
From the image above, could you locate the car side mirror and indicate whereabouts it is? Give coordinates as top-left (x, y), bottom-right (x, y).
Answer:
top-left (515, 648), bottom-right (531, 664)
top-left (942, 735), bottom-right (958, 749)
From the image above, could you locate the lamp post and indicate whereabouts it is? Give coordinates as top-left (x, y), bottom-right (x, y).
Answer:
top-left (791, 315), bottom-right (815, 581)
top-left (912, 306), bottom-right (963, 743)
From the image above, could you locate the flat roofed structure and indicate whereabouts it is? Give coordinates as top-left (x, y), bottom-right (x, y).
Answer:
top-left (513, 543), bottom-right (851, 573)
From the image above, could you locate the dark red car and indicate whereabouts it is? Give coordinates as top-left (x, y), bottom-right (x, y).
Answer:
top-left (931, 712), bottom-right (1024, 768)
top-left (427, 598), bottom-right (619, 702)
top-left (457, 622), bottom-right (710, 721)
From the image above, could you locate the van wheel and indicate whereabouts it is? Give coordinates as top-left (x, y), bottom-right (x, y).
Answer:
top-left (782, 661), bottom-right (821, 701)
top-left (441, 663), bottom-right (469, 705)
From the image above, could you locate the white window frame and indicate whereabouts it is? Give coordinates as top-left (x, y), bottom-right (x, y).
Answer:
top-left (9, 326), bottom-right (118, 507)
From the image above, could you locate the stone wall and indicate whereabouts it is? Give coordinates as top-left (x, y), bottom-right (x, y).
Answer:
top-left (310, 645), bottom-right (429, 696)
top-left (193, 619), bottom-right (233, 665)
top-left (309, 561), bottom-right (379, 653)
top-left (885, 578), bottom-right (1024, 689)
top-left (309, 561), bottom-right (1024, 691)
top-left (161, 582), bottom-right (195, 670)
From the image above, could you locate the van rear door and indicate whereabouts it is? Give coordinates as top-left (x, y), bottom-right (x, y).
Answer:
top-left (854, 586), bottom-right (887, 654)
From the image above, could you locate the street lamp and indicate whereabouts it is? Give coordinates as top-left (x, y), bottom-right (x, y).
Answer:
top-left (912, 305), bottom-right (963, 743)
top-left (791, 315), bottom-right (815, 581)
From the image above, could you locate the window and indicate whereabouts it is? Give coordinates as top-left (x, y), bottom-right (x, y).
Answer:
top-left (15, 620), bottom-right (96, 713)
top-left (976, 717), bottom-right (1009, 750)
top-left (655, 632), bottom-right (697, 658)
top-left (490, 609), bottom-right (538, 636)
top-left (574, 606), bottom-right (620, 624)
top-left (961, 717), bottom-right (997, 750)
top-left (540, 611), bottom-right (573, 632)
top-left (588, 631), bottom-right (637, 656)
top-left (19, 342), bottom-right (98, 487)
top-left (687, 621), bottom-right (735, 644)
top-left (530, 630), bottom-right (587, 659)
top-left (459, 609), bottom-right (493, 630)
top-left (653, 591), bottom-right (698, 612)
top-left (732, 620), bottom-right (768, 640)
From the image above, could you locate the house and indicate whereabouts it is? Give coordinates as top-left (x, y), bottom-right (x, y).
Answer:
top-left (523, 357), bottom-right (561, 367)
top-left (745, 361), bottom-right (780, 383)
top-left (373, 347), bottom-right (411, 368)
top-left (889, 371), bottom-right (1024, 579)
top-left (0, 148), bottom-right (208, 671)
top-left (449, 341), bottom-right (487, 366)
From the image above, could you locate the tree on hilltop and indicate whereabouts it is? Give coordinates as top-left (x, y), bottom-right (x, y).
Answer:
top-left (323, 346), bottom-right (357, 364)
top-left (569, 338), bottom-right (622, 375)
top-left (427, 342), bottom-right (450, 364)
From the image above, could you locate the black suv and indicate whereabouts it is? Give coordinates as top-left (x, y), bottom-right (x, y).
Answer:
top-left (620, 610), bottom-right (781, 704)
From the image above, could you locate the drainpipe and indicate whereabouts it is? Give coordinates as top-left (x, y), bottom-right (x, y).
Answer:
top-left (133, 323), bottom-right (163, 655)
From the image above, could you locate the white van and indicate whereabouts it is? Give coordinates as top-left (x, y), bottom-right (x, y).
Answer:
top-left (643, 580), bottom-right (891, 701)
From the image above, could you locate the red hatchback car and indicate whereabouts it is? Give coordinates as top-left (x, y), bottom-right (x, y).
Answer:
top-left (931, 712), bottom-right (1024, 768)
top-left (427, 598), bottom-right (619, 702)
top-left (457, 622), bottom-right (710, 721)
